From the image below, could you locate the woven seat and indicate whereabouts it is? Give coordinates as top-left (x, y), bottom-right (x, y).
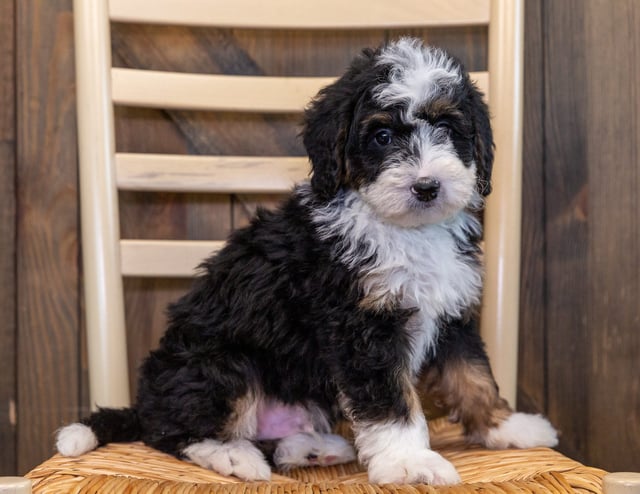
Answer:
top-left (27, 419), bottom-right (606, 494)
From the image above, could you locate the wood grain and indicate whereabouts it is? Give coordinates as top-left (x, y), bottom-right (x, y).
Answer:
top-left (583, 0), bottom-right (640, 471)
top-left (108, 0), bottom-right (490, 29)
top-left (517, 0), bottom-right (547, 415)
top-left (124, 278), bottom-right (192, 395)
top-left (116, 154), bottom-right (310, 193)
top-left (0, 0), bottom-right (17, 476)
top-left (542, 0), bottom-right (591, 465)
top-left (120, 240), bottom-right (224, 277)
top-left (111, 68), bottom-right (336, 112)
top-left (15, 0), bottom-right (80, 473)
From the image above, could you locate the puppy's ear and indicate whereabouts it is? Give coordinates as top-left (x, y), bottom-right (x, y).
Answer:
top-left (302, 49), bottom-right (377, 200)
top-left (468, 84), bottom-right (495, 196)
top-left (303, 88), bottom-right (351, 200)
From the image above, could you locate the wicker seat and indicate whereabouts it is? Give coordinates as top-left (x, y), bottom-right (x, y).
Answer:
top-left (23, 0), bottom-right (612, 492)
top-left (27, 419), bottom-right (606, 494)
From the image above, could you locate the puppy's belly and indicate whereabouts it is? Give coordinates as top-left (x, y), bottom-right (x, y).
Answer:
top-left (256, 401), bottom-right (315, 440)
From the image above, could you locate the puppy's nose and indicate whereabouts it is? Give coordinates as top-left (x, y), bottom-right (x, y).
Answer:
top-left (411, 178), bottom-right (441, 202)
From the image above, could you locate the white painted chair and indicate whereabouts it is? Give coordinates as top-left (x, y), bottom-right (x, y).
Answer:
top-left (73, 0), bottom-right (522, 411)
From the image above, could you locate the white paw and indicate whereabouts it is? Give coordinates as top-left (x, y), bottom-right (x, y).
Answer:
top-left (56, 423), bottom-right (98, 457)
top-left (368, 449), bottom-right (460, 485)
top-left (484, 412), bottom-right (559, 449)
top-left (274, 432), bottom-right (356, 470)
top-left (183, 439), bottom-right (271, 481)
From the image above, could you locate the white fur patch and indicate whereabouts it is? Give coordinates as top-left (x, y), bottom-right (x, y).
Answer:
top-left (355, 415), bottom-right (460, 485)
top-left (374, 38), bottom-right (462, 116)
top-left (369, 448), bottom-right (461, 485)
top-left (183, 438), bottom-right (271, 481)
top-left (483, 412), bottom-right (559, 449)
top-left (274, 432), bottom-right (356, 470)
top-left (56, 423), bottom-right (98, 457)
top-left (311, 189), bottom-right (482, 374)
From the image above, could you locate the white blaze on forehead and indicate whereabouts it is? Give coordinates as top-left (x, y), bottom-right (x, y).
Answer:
top-left (412, 127), bottom-right (480, 211)
top-left (373, 38), bottom-right (462, 113)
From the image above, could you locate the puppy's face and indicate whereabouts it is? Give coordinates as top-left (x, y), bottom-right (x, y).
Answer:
top-left (303, 38), bottom-right (493, 227)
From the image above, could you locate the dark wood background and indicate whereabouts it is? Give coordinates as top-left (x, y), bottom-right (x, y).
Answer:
top-left (1, 0), bottom-right (638, 475)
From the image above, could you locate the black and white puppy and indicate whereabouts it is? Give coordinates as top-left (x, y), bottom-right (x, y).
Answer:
top-left (57, 38), bottom-right (557, 485)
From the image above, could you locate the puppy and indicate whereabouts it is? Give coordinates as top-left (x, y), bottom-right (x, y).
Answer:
top-left (56, 38), bottom-right (558, 485)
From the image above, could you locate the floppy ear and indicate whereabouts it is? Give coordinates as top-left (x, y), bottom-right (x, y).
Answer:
top-left (302, 85), bottom-right (352, 200)
top-left (302, 49), bottom-right (377, 200)
top-left (468, 84), bottom-right (495, 196)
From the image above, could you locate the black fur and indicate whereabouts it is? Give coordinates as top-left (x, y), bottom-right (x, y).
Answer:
top-left (303, 48), bottom-right (389, 200)
top-left (82, 407), bottom-right (140, 445)
top-left (98, 194), bottom-right (421, 455)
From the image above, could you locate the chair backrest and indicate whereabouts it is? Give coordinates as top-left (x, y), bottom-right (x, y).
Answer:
top-left (73, 0), bottom-right (523, 410)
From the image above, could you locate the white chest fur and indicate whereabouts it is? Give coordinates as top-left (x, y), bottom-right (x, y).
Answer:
top-left (312, 190), bottom-right (483, 374)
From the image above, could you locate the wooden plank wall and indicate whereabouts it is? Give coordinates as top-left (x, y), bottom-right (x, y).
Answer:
top-left (582, 1), bottom-right (640, 469)
top-left (518, 0), bottom-right (640, 472)
top-left (1, 0), bottom-right (638, 476)
top-left (0, 0), bottom-right (17, 477)
top-left (15, 0), bottom-right (82, 473)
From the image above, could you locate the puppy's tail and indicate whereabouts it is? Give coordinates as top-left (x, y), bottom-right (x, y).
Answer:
top-left (56, 407), bottom-right (141, 457)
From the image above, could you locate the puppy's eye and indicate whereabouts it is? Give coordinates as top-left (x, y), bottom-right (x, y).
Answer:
top-left (373, 128), bottom-right (393, 147)
top-left (433, 118), bottom-right (452, 131)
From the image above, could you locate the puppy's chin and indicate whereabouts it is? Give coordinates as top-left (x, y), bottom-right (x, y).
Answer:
top-left (360, 196), bottom-right (455, 228)
top-left (358, 168), bottom-right (481, 228)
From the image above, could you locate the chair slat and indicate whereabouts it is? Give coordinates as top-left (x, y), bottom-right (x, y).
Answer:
top-left (111, 68), bottom-right (335, 112)
top-left (112, 69), bottom-right (488, 113)
top-left (109, 0), bottom-right (490, 28)
top-left (75, 0), bottom-right (131, 408)
top-left (120, 239), bottom-right (224, 277)
top-left (116, 154), bottom-right (309, 193)
top-left (480, 0), bottom-right (524, 407)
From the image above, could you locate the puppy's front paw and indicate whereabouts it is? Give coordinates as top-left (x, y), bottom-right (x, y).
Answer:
top-left (183, 439), bottom-right (271, 481)
top-left (368, 449), bottom-right (460, 485)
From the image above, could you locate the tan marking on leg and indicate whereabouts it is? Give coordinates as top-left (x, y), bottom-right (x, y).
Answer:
top-left (223, 390), bottom-right (262, 439)
top-left (402, 373), bottom-right (424, 420)
top-left (418, 358), bottom-right (512, 443)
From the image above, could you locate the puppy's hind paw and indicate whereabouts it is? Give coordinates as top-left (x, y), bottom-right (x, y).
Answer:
top-left (184, 439), bottom-right (271, 481)
top-left (274, 432), bottom-right (356, 470)
top-left (484, 412), bottom-right (559, 449)
top-left (368, 449), bottom-right (460, 485)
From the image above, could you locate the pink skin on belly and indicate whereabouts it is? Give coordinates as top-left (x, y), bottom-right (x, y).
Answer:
top-left (255, 400), bottom-right (315, 440)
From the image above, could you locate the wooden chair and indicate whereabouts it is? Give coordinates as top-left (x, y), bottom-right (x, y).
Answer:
top-left (24, 0), bottom-right (611, 492)
top-left (76, 0), bottom-right (518, 413)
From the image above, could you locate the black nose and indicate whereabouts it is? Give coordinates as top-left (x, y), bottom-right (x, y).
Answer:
top-left (411, 178), bottom-right (441, 202)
